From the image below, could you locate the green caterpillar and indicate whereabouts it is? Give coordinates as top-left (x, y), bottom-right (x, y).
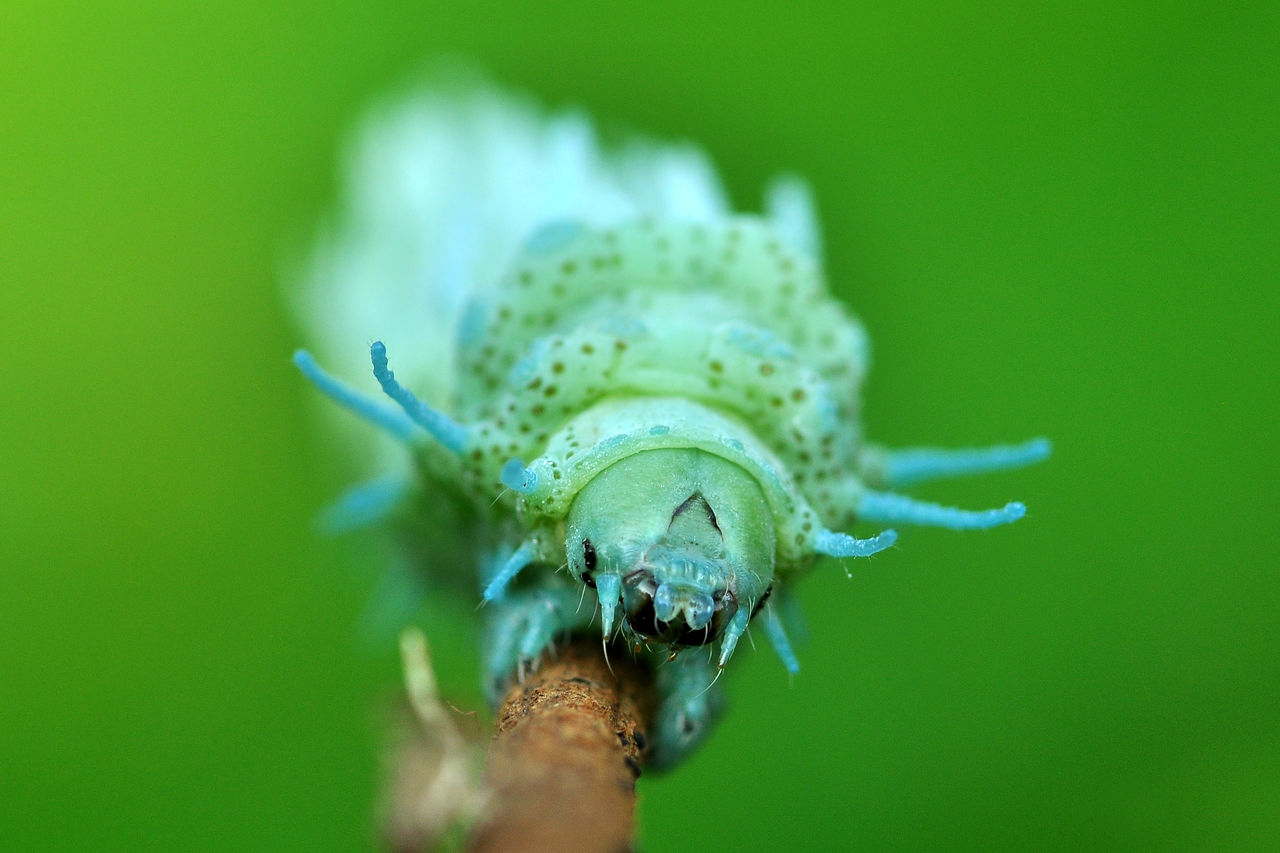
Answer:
top-left (293, 84), bottom-right (1048, 768)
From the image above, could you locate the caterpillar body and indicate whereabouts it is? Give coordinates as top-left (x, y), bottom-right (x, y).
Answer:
top-left (293, 83), bottom-right (1048, 768)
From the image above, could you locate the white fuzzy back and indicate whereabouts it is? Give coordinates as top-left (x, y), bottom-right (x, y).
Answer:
top-left (294, 83), bottom-right (731, 407)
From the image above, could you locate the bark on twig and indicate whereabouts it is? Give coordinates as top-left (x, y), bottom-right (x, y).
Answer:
top-left (467, 640), bottom-right (656, 853)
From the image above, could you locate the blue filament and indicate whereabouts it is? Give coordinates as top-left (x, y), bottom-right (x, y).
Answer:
top-left (292, 350), bottom-right (418, 441)
top-left (500, 459), bottom-right (539, 495)
top-left (369, 341), bottom-right (468, 454)
top-left (882, 437), bottom-right (1051, 487)
top-left (813, 527), bottom-right (898, 558)
top-left (859, 491), bottom-right (1026, 530)
top-left (317, 474), bottom-right (411, 534)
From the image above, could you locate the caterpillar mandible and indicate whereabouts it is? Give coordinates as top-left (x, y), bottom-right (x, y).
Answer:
top-left (292, 81), bottom-right (1049, 768)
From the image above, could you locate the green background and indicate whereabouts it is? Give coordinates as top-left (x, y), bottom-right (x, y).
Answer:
top-left (3, 2), bottom-right (1276, 850)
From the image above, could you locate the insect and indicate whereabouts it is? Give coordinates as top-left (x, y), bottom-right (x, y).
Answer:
top-left (292, 82), bottom-right (1049, 768)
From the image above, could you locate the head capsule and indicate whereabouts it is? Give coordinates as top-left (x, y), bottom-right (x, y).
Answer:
top-left (565, 448), bottom-right (775, 657)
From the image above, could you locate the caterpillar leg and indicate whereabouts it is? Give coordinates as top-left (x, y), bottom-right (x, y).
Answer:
top-left (761, 601), bottom-right (800, 675)
top-left (651, 652), bottom-right (724, 770)
top-left (483, 584), bottom-right (594, 699)
top-left (480, 538), bottom-right (540, 602)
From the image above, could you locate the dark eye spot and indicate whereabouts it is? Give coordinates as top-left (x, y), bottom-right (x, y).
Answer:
top-left (583, 538), bottom-right (597, 571)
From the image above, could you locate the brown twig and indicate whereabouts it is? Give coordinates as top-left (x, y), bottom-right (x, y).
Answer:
top-left (467, 640), bottom-right (656, 853)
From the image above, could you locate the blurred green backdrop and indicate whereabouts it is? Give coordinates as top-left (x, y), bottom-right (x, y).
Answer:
top-left (3, 2), bottom-right (1276, 850)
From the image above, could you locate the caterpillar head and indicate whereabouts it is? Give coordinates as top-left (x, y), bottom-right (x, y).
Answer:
top-left (565, 448), bottom-right (775, 666)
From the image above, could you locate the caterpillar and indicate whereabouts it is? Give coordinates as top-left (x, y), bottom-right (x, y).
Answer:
top-left (292, 81), bottom-right (1049, 768)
